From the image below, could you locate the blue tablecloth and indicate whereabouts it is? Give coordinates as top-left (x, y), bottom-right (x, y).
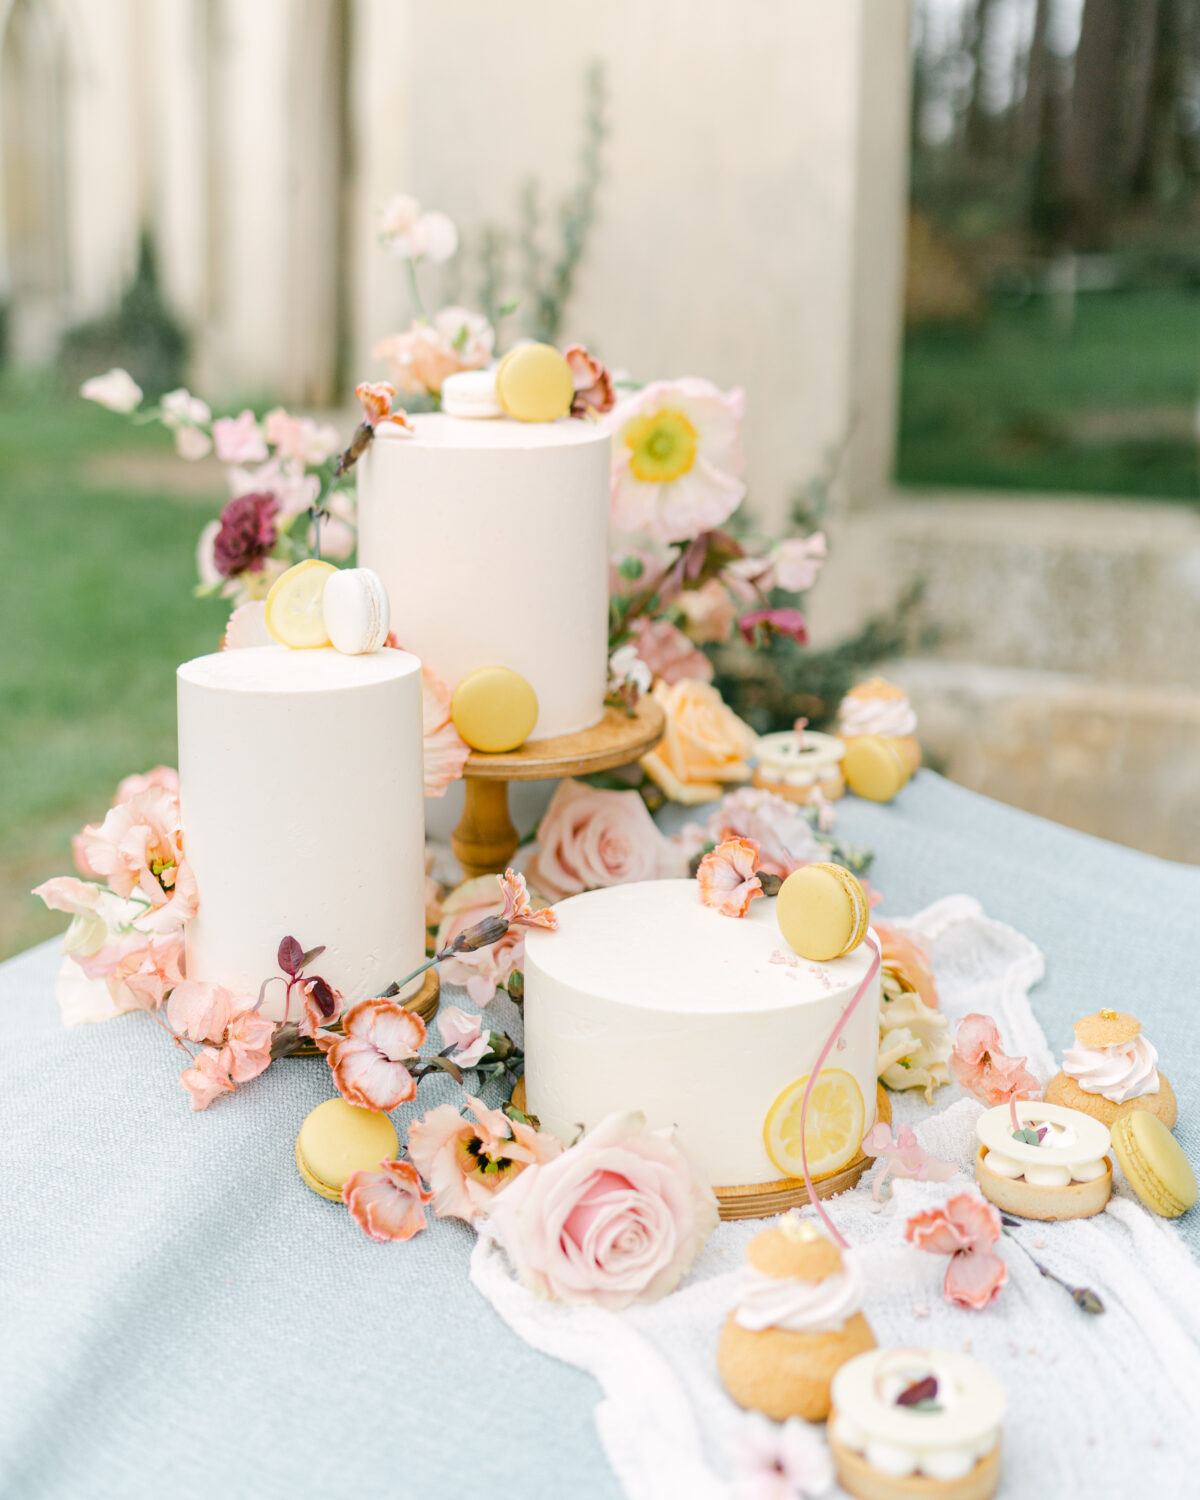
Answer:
top-left (2, 773), bottom-right (1197, 1500)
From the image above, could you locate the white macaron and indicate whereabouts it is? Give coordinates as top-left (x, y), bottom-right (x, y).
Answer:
top-left (323, 567), bottom-right (391, 654)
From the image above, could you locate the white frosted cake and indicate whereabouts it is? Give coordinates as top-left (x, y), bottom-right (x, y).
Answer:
top-left (356, 414), bottom-right (611, 739)
top-left (523, 880), bottom-right (880, 1187)
top-left (177, 646), bottom-right (426, 1020)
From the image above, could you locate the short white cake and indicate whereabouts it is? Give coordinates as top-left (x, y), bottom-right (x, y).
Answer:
top-left (523, 880), bottom-right (880, 1187)
top-left (356, 414), bottom-right (611, 740)
top-left (177, 646), bottom-right (426, 1020)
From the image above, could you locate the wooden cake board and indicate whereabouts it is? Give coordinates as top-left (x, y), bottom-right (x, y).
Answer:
top-left (291, 968), bottom-right (440, 1055)
top-left (509, 1079), bottom-right (892, 1222)
top-left (451, 698), bottom-right (666, 880)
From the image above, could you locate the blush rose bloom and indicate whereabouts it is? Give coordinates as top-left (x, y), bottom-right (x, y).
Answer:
top-left (488, 1110), bottom-right (719, 1310)
top-left (640, 679), bottom-right (757, 805)
top-left (526, 779), bottom-right (683, 903)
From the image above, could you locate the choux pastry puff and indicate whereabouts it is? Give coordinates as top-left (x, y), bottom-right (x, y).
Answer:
top-left (718, 1215), bottom-right (875, 1421)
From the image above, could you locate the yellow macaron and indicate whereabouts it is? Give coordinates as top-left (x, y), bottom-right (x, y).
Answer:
top-left (494, 343), bottom-right (574, 422)
top-left (451, 665), bottom-right (539, 753)
top-left (1111, 1109), bottom-right (1197, 1218)
top-left (776, 862), bottom-right (870, 962)
top-left (842, 734), bottom-right (912, 803)
top-left (295, 1097), bottom-right (399, 1202)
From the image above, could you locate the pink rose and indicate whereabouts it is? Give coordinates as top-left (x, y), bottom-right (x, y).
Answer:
top-left (526, 779), bottom-right (682, 903)
top-left (488, 1111), bottom-right (719, 1310)
top-left (435, 877), bottom-right (524, 1005)
top-left (629, 616), bottom-right (713, 685)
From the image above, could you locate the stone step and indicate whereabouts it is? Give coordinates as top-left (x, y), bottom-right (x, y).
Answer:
top-left (885, 658), bottom-right (1200, 864)
top-left (808, 492), bottom-right (1200, 689)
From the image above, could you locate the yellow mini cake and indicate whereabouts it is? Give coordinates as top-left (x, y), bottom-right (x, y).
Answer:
top-left (717, 1217), bottom-right (875, 1421)
top-left (1044, 1010), bottom-right (1177, 1130)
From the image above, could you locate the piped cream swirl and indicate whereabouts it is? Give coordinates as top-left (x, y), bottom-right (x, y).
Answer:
top-left (733, 1255), bottom-right (865, 1334)
top-left (838, 694), bottom-right (917, 739)
top-left (1062, 1035), bottom-right (1159, 1103)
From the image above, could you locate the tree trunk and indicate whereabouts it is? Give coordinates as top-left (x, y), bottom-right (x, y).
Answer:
top-left (1061, 0), bottom-right (1129, 247)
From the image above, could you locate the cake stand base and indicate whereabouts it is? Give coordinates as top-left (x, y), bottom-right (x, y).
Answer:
top-left (451, 698), bottom-right (666, 880)
top-left (291, 968), bottom-right (440, 1056)
top-left (509, 1081), bottom-right (893, 1221)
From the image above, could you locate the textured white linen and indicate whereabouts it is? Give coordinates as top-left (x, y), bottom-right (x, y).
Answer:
top-left (472, 897), bottom-right (1200, 1499)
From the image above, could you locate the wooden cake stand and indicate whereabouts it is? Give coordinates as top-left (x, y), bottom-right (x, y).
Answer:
top-left (451, 697), bottom-right (666, 880)
top-left (509, 1079), bottom-right (892, 1222)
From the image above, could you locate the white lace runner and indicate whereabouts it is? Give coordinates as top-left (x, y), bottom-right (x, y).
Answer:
top-left (471, 897), bottom-right (1200, 1499)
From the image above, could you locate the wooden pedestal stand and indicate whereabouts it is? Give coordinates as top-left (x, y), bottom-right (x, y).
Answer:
top-left (509, 1080), bottom-right (892, 1222)
top-left (451, 698), bottom-right (666, 880)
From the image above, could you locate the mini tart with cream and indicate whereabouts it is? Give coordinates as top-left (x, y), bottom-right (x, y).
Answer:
top-left (717, 1217), bottom-right (875, 1422)
top-left (752, 727), bottom-right (845, 804)
top-left (975, 1100), bottom-right (1111, 1221)
top-left (836, 677), bottom-right (921, 774)
top-left (830, 1348), bottom-right (1005, 1500)
top-left (1044, 1009), bottom-right (1177, 1130)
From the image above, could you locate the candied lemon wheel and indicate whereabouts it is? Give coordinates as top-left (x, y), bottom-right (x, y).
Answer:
top-left (763, 1069), bottom-right (866, 1181)
top-left (264, 559), bottom-right (337, 649)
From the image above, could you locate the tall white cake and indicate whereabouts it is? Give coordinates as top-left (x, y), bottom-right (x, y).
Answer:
top-left (177, 646), bottom-right (426, 1019)
top-left (523, 880), bottom-right (880, 1187)
top-left (356, 414), bottom-right (611, 740)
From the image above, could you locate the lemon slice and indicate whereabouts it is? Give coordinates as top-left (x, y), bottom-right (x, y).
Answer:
top-left (264, 560), bottom-right (337, 649)
top-left (763, 1068), bottom-right (865, 1181)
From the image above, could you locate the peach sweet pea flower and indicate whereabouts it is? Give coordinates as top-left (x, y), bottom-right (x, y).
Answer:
top-left (81, 368), bottom-right (142, 412)
top-left (344, 1160), bottom-right (434, 1243)
top-left (32, 875), bottom-right (108, 952)
top-left (75, 929), bottom-right (187, 1013)
top-left (263, 408), bottom-right (342, 466)
top-left (606, 378), bottom-right (746, 543)
top-left (564, 344), bottom-right (615, 417)
top-left (526, 779), bottom-right (682, 903)
top-left (905, 1192), bottom-right (1008, 1311)
top-left (181, 1048), bottom-right (235, 1111)
top-left (374, 308), bottom-right (494, 398)
top-left (436, 1005), bottom-right (490, 1068)
top-left (875, 922), bottom-right (939, 1010)
top-left (75, 787), bottom-right (198, 932)
top-left (212, 409), bottom-right (268, 465)
top-left (317, 998), bottom-right (426, 1111)
top-left (498, 868), bottom-right (558, 930)
top-left (676, 579), bottom-right (738, 646)
top-left (435, 877), bottom-right (524, 1006)
top-left (113, 766), bottom-right (179, 807)
top-left (640, 679), bottom-right (756, 805)
top-left (697, 837), bottom-right (763, 918)
top-left (167, 980), bottom-right (236, 1042)
top-left (629, 617), bottom-right (714, 685)
top-left (407, 1094), bottom-right (562, 1223)
top-left (949, 1014), bottom-right (1041, 1107)
top-left (418, 662), bottom-right (471, 798)
top-left (487, 1110), bottom-right (719, 1310)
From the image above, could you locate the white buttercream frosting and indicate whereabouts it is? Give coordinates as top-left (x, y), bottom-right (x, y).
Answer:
top-left (1062, 1034), bottom-right (1160, 1103)
top-left (733, 1256), bottom-right (865, 1334)
top-left (837, 690), bottom-right (917, 739)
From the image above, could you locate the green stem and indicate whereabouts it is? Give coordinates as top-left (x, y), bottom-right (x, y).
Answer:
top-left (406, 256), bottom-right (427, 321)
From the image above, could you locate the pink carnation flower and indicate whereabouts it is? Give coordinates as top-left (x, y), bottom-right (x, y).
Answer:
top-left (696, 837), bottom-right (763, 918)
top-left (407, 1094), bottom-right (562, 1223)
top-left (488, 1110), bottom-right (719, 1310)
top-left (317, 998), bottom-right (426, 1111)
top-left (629, 616), bottom-right (714, 685)
top-left (211, 492), bottom-right (278, 578)
top-left (527, 778), bottom-right (681, 904)
top-left (563, 344), bottom-right (615, 416)
top-left (498, 868), bottom-right (557, 930)
top-left (606, 378), bottom-right (746, 543)
top-left (344, 1160), bottom-right (433, 1243)
top-left (949, 1014), bottom-right (1041, 1107)
top-left (905, 1192), bottom-right (1008, 1311)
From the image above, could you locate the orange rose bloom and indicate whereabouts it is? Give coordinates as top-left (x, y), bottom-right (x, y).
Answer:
top-left (640, 678), bottom-right (756, 804)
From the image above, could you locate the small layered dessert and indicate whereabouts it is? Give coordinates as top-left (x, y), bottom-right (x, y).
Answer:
top-left (718, 1217), bottom-right (875, 1421)
top-left (752, 725), bottom-right (845, 804)
top-left (1045, 1009), bottom-right (1177, 1129)
top-left (830, 1348), bottom-right (1005, 1500)
top-left (975, 1099), bottom-right (1111, 1220)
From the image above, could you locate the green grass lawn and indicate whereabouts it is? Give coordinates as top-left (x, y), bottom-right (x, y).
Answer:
top-left (898, 287), bottom-right (1200, 498)
top-left (0, 376), bottom-right (227, 959)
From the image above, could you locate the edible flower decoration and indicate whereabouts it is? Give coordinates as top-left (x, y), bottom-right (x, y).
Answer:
top-left (905, 1192), bottom-right (1008, 1311)
top-left (697, 836), bottom-right (767, 918)
top-left (949, 1014), bottom-right (1041, 1109)
top-left (343, 1160), bottom-right (433, 1244)
top-left (732, 1412), bottom-right (834, 1500)
top-left (564, 344), bottom-right (615, 417)
top-left (862, 1122), bottom-right (956, 1202)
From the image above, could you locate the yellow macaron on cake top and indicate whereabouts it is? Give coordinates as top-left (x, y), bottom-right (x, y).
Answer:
top-left (776, 862), bottom-right (870, 963)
